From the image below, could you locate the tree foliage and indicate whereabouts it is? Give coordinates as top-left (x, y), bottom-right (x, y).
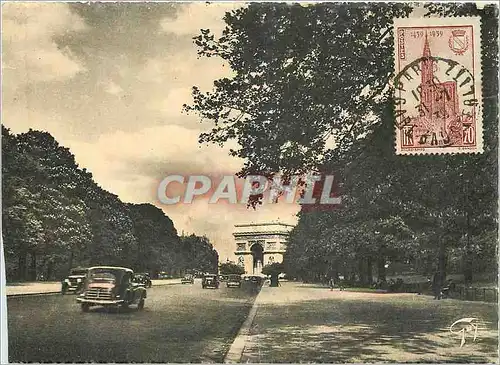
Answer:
top-left (179, 234), bottom-right (219, 274)
top-left (2, 127), bottom-right (218, 281)
top-left (219, 262), bottom-right (245, 275)
top-left (187, 3), bottom-right (498, 284)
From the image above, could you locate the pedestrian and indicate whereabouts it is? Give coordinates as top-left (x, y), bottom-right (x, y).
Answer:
top-left (432, 272), bottom-right (443, 300)
top-left (329, 277), bottom-right (335, 291)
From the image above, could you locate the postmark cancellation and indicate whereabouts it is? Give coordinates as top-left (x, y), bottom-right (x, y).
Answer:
top-left (393, 17), bottom-right (482, 155)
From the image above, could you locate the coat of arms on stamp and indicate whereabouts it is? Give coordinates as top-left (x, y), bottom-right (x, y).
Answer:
top-left (393, 17), bottom-right (482, 155)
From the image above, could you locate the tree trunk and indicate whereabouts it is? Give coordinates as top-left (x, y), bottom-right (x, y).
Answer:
top-left (47, 260), bottom-right (54, 281)
top-left (30, 251), bottom-right (37, 281)
top-left (463, 250), bottom-right (474, 284)
top-left (377, 253), bottom-right (387, 281)
top-left (68, 250), bottom-right (74, 274)
top-left (18, 252), bottom-right (27, 281)
top-left (437, 238), bottom-right (447, 283)
top-left (358, 258), bottom-right (365, 284)
top-left (367, 257), bottom-right (373, 284)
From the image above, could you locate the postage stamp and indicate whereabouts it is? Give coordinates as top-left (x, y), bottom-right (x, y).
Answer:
top-left (393, 17), bottom-right (483, 155)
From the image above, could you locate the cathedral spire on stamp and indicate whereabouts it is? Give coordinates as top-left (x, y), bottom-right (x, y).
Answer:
top-left (393, 17), bottom-right (482, 155)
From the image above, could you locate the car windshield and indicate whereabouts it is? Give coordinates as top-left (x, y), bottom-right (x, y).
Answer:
top-left (70, 269), bottom-right (87, 276)
top-left (88, 268), bottom-right (124, 283)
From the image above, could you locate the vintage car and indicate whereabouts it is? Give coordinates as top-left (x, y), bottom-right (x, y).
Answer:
top-left (219, 275), bottom-right (229, 282)
top-left (202, 274), bottom-right (219, 289)
top-left (243, 274), bottom-right (265, 286)
top-left (181, 274), bottom-right (194, 284)
top-left (134, 272), bottom-right (152, 288)
top-left (61, 267), bottom-right (88, 295)
top-left (226, 274), bottom-right (242, 288)
top-left (76, 266), bottom-right (147, 312)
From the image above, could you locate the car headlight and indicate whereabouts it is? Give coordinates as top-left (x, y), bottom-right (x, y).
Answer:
top-left (64, 279), bottom-right (70, 284)
top-left (77, 278), bottom-right (82, 283)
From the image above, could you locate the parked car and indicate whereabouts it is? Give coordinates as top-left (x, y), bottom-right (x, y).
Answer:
top-left (202, 274), bottom-right (219, 289)
top-left (76, 266), bottom-right (147, 312)
top-left (61, 267), bottom-right (88, 295)
top-left (181, 274), bottom-right (194, 284)
top-left (226, 274), bottom-right (242, 288)
top-left (219, 275), bottom-right (229, 282)
top-left (134, 272), bottom-right (152, 288)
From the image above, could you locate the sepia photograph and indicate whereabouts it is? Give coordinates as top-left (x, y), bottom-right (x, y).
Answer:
top-left (1, 1), bottom-right (498, 363)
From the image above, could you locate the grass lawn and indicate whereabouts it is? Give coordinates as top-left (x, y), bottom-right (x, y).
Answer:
top-left (242, 282), bottom-right (497, 363)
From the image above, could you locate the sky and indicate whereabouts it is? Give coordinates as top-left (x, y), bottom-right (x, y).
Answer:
top-left (1, 2), bottom-right (300, 262)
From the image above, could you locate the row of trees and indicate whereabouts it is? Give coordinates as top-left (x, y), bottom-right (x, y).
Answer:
top-left (2, 126), bottom-right (218, 281)
top-left (187, 3), bottom-right (498, 285)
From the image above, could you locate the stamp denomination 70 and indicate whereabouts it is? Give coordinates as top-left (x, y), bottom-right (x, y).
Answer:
top-left (393, 17), bottom-right (482, 155)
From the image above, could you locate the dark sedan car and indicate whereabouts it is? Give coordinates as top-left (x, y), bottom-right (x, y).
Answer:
top-left (61, 267), bottom-right (88, 295)
top-left (202, 274), bottom-right (219, 289)
top-left (181, 274), bottom-right (194, 284)
top-left (77, 266), bottom-right (147, 312)
top-left (134, 273), bottom-right (152, 288)
top-left (226, 274), bottom-right (242, 288)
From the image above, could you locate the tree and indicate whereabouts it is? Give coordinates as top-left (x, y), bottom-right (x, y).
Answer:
top-left (179, 234), bottom-right (219, 275)
top-left (184, 3), bottom-right (413, 178)
top-left (262, 262), bottom-right (285, 287)
top-left (219, 262), bottom-right (245, 275)
top-left (2, 127), bottom-right (220, 281)
top-left (186, 3), bottom-right (497, 284)
top-left (128, 203), bottom-right (180, 275)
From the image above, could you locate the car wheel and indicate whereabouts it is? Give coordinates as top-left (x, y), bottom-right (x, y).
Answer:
top-left (121, 302), bottom-right (129, 309)
top-left (81, 303), bottom-right (90, 312)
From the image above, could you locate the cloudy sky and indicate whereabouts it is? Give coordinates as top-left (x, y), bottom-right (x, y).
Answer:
top-left (2, 2), bottom-right (300, 261)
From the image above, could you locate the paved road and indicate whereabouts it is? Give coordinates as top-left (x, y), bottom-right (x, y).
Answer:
top-left (7, 279), bottom-right (258, 363)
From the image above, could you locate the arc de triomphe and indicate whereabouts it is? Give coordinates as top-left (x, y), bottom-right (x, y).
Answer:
top-left (233, 223), bottom-right (294, 275)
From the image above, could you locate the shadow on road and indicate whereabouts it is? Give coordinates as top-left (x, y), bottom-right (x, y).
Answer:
top-left (243, 293), bottom-right (497, 363)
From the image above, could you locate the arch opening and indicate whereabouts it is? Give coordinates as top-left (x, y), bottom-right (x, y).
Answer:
top-left (250, 243), bottom-right (264, 275)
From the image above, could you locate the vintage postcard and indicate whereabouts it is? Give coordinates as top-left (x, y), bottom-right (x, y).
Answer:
top-left (394, 17), bottom-right (483, 155)
top-left (1, 2), bottom-right (498, 364)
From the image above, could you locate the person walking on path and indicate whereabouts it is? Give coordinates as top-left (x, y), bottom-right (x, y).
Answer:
top-left (329, 277), bottom-right (335, 291)
top-left (432, 271), bottom-right (443, 300)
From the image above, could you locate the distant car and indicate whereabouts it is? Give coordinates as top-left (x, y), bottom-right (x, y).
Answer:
top-left (61, 267), bottom-right (88, 295)
top-left (76, 266), bottom-right (147, 312)
top-left (158, 272), bottom-right (171, 279)
top-left (219, 275), bottom-right (229, 282)
top-left (243, 275), bottom-right (265, 286)
top-left (202, 274), bottom-right (219, 289)
top-left (181, 274), bottom-right (194, 284)
top-left (226, 274), bottom-right (242, 288)
top-left (134, 273), bottom-right (152, 288)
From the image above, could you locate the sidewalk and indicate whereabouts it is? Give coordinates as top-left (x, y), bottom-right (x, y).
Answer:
top-left (239, 281), bottom-right (497, 363)
top-left (6, 278), bottom-right (181, 296)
